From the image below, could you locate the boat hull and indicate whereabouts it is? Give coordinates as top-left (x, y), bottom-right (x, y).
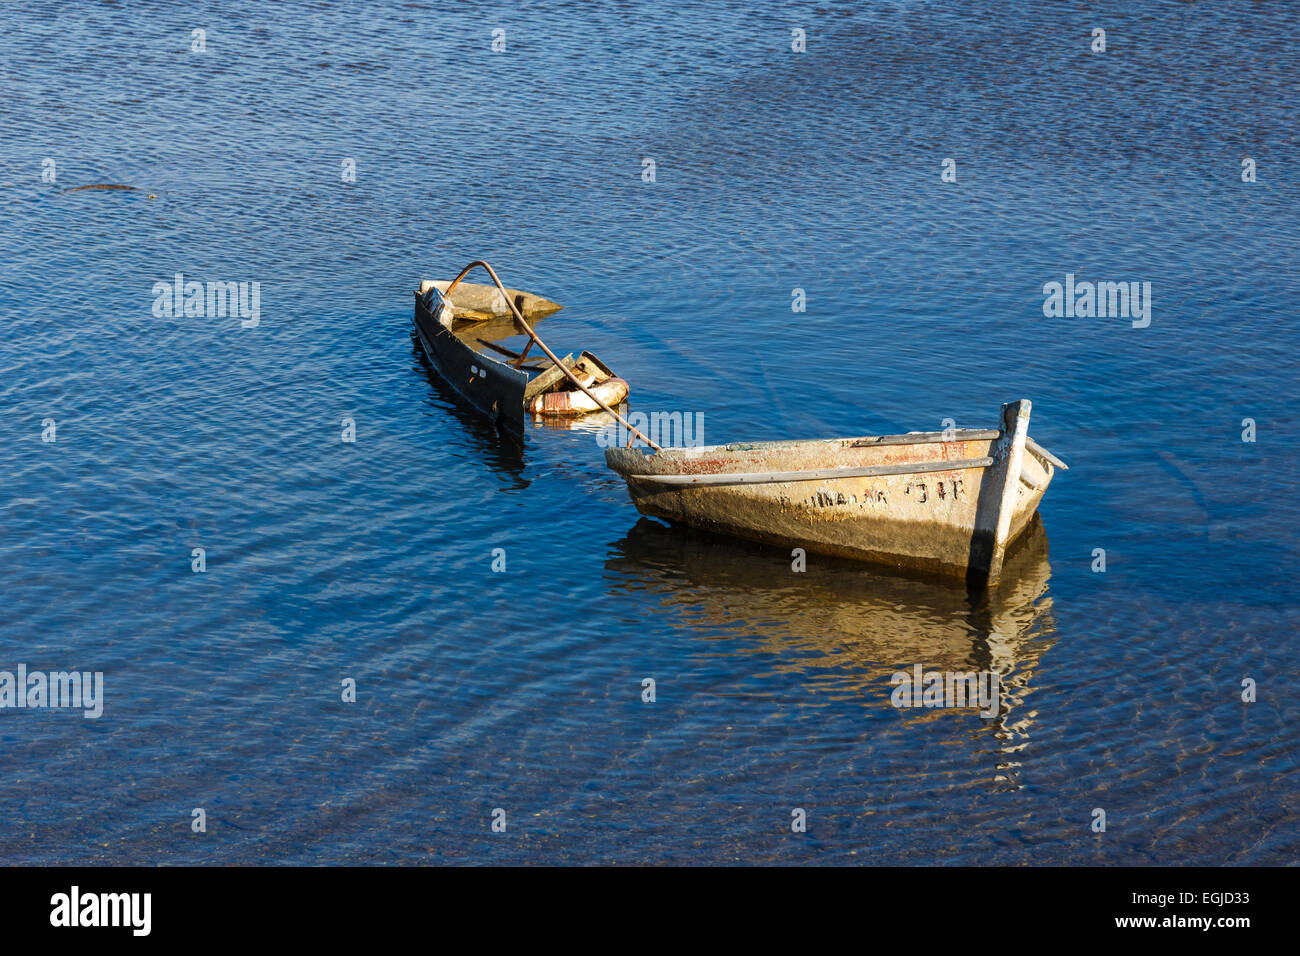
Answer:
top-left (413, 289), bottom-right (530, 436)
top-left (605, 401), bottom-right (1060, 585)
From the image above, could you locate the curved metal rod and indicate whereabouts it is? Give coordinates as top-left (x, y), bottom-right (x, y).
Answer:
top-left (443, 260), bottom-right (662, 451)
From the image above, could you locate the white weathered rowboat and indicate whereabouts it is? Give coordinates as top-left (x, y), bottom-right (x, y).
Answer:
top-left (604, 399), bottom-right (1066, 586)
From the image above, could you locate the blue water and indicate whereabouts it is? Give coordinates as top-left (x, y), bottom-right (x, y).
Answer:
top-left (1, 0), bottom-right (1296, 864)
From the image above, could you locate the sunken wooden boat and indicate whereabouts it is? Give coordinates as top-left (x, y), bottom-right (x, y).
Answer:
top-left (605, 400), bottom-right (1066, 587)
top-left (414, 266), bottom-right (629, 436)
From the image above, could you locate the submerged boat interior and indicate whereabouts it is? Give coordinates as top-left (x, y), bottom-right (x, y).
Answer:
top-left (416, 277), bottom-right (630, 419)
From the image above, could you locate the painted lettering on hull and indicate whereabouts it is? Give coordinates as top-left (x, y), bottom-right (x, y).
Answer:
top-left (906, 479), bottom-right (963, 504)
top-left (786, 488), bottom-right (889, 511)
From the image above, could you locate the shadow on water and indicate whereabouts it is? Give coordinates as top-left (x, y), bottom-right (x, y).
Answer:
top-left (604, 514), bottom-right (1060, 789)
top-left (408, 329), bottom-right (528, 485)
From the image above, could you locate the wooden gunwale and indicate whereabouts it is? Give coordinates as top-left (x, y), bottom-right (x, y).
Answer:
top-left (1019, 470), bottom-right (1046, 491)
top-left (625, 456), bottom-right (996, 487)
top-left (1026, 436), bottom-right (1068, 470)
top-left (632, 428), bottom-right (1003, 459)
top-left (849, 429), bottom-right (1000, 447)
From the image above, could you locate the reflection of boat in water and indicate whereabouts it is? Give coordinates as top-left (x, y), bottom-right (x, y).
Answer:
top-left (604, 514), bottom-right (1058, 786)
top-left (408, 330), bottom-right (528, 486)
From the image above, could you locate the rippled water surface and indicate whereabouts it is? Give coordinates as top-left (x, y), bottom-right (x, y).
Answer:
top-left (1, 1), bottom-right (1297, 864)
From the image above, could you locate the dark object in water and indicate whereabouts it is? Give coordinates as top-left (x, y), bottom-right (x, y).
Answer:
top-left (64, 184), bottom-right (156, 199)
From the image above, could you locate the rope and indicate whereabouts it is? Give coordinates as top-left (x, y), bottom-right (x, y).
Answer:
top-left (444, 260), bottom-right (663, 451)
